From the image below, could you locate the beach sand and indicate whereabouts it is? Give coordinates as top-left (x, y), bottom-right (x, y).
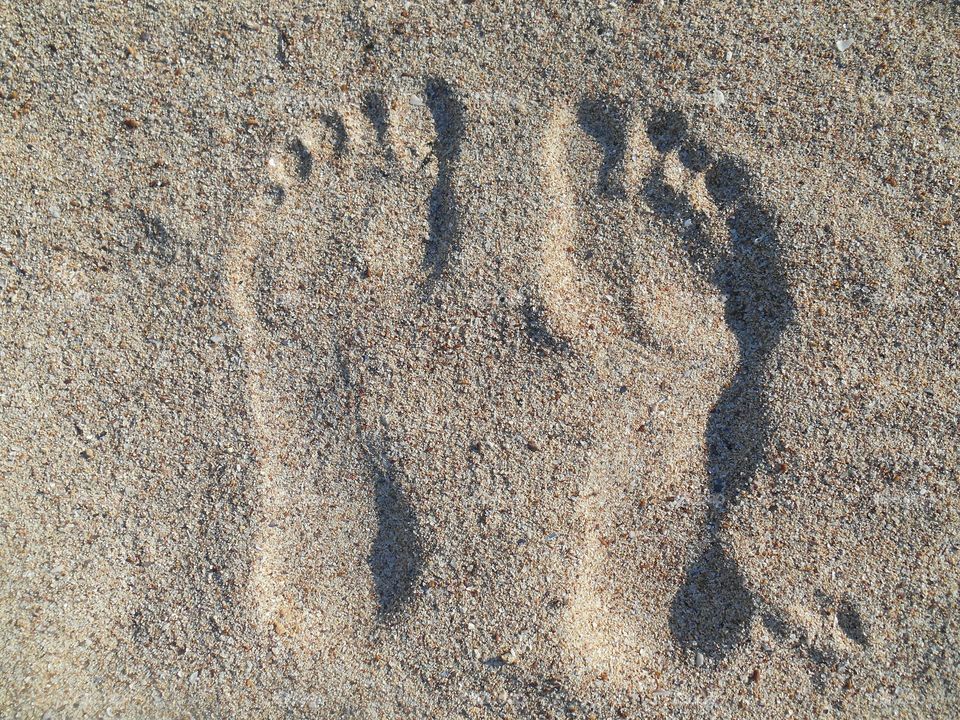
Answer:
top-left (1, 2), bottom-right (958, 717)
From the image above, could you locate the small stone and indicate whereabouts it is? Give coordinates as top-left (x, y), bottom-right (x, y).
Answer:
top-left (694, 651), bottom-right (705, 667)
top-left (123, 117), bottom-right (142, 129)
top-left (836, 38), bottom-right (854, 52)
top-left (501, 648), bottom-right (518, 665)
top-left (698, 88), bottom-right (725, 107)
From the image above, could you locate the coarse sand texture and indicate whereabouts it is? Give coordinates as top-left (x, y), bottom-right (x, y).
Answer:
top-left (1, 2), bottom-right (958, 718)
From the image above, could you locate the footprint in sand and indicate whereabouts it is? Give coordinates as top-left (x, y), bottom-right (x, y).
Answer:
top-left (533, 97), bottom-right (870, 689)
top-left (224, 81), bottom-right (869, 708)
top-left (224, 78), bottom-right (465, 660)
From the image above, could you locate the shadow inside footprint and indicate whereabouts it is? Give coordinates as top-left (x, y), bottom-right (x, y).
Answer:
top-left (288, 137), bottom-right (313, 181)
top-left (644, 112), bottom-right (795, 662)
top-left (669, 540), bottom-right (755, 660)
top-left (646, 107), bottom-right (687, 154)
top-left (576, 96), bottom-right (629, 198)
top-left (837, 598), bottom-right (869, 647)
top-left (423, 77), bottom-right (466, 290)
top-left (366, 444), bottom-right (424, 618)
top-left (362, 91), bottom-right (392, 160)
top-left (708, 186), bottom-right (793, 506)
top-left (521, 293), bottom-right (570, 354)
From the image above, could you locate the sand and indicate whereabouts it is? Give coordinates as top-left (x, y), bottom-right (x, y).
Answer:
top-left (1, 1), bottom-right (958, 717)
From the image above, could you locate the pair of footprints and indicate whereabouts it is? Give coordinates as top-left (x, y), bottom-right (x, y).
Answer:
top-left (229, 78), bottom-right (867, 677)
